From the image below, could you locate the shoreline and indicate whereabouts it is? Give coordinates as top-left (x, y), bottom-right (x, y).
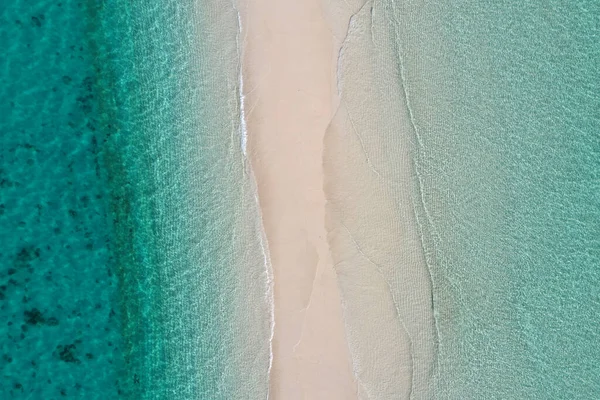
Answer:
top-left (239, 0), bottom-right (360, 398)
top-left (238, 0), bottom-right (436, 398)
top-left (323, 3), bottom-right (437, 398)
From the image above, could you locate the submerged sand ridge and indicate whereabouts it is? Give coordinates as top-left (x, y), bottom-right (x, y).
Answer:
top-left (239, 0), bottom-right (436, 398)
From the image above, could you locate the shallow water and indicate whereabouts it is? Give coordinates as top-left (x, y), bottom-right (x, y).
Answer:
top-left (332, 0), bottom-right (599, 398)
top-left (389, 0), bottom-right (600, 397)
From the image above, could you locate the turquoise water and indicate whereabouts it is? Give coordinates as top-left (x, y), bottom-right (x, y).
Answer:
top-left (390, 0), bottom-right (600, 398)
top-left (1, 1), bottom-right (269, 399)
top-left (1, 1), bottom-right (128, 397)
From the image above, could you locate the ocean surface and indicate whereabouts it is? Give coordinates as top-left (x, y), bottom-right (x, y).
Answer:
top-left (388, 0), bottom-right (600, 398)
top-left (1, 1), bottom-right (270, 399)
top-left (2, 0), bottom-right (598, 398)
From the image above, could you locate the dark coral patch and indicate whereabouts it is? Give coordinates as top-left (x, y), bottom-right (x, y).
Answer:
top-left (24, 308), bottom-right (45, 325)
top-left (55, 344), bottom-right (80, 364)
top-left (15, 246), bottom-right (41, 268)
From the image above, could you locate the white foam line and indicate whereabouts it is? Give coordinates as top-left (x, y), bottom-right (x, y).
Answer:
top-left (232, 3), bottom-right (275, 398)
top-left (252, 179), bottom-right (276, 400)
top-left (235, 6), bottom-right (248, 156)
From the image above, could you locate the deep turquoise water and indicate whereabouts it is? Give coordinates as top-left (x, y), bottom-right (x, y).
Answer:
top-left (1, 1), bottom-right (128, 397)
top-left (391, 0), bottom-right (600, 398)
top-left (1, 1), bottom-right (269, 399)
